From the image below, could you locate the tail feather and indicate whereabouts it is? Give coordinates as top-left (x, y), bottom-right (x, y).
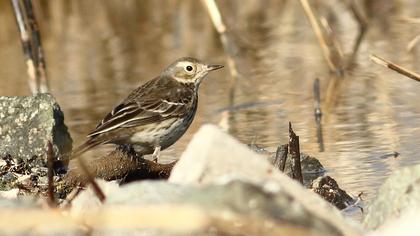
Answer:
top-left (71, 140), bottom-right (100, 159)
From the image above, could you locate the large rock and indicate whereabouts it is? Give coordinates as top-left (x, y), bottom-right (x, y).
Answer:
top-left (368, 209), bottom-right (420, 236)
top-left (85, 180), bottom-right (350, 236)
top-left (0, 93), bottom-right (72, 166)
top-left (364, 164), bottom-right (420, 229)
top-left (169, 124), bottom-right (362, 236)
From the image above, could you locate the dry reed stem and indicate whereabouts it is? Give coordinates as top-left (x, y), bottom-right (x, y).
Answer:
top-left (11, 0), bottom-right (38, 94)
top-left (370, 54), bottom-right (420, 82)
top-left (407, 34), bottom-right (420, 52)
top-left (202, 0), bottom-right (239, 132)
top-left (299, 0), bottom-right (342, 74)
top-left (201, 0), bottom-right (239, 81)
top-left (348, 0), bottom-right (368, 29)
top-left (22, 0), bottom-right (49, 93)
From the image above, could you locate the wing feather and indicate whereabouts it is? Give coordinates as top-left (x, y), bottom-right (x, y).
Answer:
top-left (87, 77), bottom-right (195, 139)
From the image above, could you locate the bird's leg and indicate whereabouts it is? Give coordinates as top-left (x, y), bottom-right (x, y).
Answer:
top-left (117, 144), bottom-right (135, 153)
top-left (152, 146), bottom-right (161, 163)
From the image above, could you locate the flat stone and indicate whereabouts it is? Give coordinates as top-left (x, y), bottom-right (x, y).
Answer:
top-left (364, 164), bottom-right (420, 229)
top-left (0, 198), bottom-right (83, 235)
top-left (169, 124), bottom-right (362, 236)
top-left (0, 93), bottom-right (72, 166)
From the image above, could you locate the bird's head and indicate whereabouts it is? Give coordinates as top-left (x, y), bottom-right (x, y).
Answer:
top-left (164, 57), bottom-right (223, 86)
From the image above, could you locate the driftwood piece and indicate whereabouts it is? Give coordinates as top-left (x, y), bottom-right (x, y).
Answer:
top-left (273, 144), bottom-right (288, 172)
top-left (64, 145), bottom-right (176, 187)
top-left (288, 122), bottom-right (303, 184)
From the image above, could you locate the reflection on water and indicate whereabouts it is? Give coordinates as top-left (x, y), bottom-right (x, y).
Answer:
top-left (1, 0), bottom-right (420, 210)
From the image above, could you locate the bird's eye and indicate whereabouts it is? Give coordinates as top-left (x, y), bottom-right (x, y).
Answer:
top-left (186, 65), bottom-right (193, 72)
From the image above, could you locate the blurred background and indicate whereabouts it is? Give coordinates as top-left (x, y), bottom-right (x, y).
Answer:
top-left (0, 0), bottom-right (420, 206)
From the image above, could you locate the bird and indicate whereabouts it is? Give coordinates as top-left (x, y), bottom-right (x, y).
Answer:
top-left (68, 57), bottom-right (223, 162)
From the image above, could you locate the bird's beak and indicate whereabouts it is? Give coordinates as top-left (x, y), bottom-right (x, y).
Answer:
top-left (206, 64), bottom-right (224, 71)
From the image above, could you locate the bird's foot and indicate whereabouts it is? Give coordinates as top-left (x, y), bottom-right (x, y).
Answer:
top-left (152, 146), bottom-right (161, 163)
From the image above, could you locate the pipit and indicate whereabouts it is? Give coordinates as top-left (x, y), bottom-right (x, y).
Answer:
top-left (70, 57), bottom-right (223, 162)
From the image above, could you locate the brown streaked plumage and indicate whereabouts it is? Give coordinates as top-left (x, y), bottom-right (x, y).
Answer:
top-left (69, 57), bottom-right (223, 161)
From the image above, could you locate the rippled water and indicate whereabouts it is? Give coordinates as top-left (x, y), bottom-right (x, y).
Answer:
top-left (1, 0), bottom-right (420, 213)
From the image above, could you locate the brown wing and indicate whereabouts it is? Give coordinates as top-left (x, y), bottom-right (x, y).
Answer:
top-left (88, 76), bottom-right (195, 138)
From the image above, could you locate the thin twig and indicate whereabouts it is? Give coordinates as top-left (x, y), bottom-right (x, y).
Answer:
top-left (76, 157), bottom-right (106, 202)
top-left (11, 0), bottom-right (39, 94)
top-left (370, 54), bottom-right (420, 82)
top-left (46, 141), bottom-right (56, 207)
top-left (313, 78), bottom-right (324, 152)
top-left (288, 122), bottom-right (303, 184)
top-left (22, 0), bottom-right (48, 92)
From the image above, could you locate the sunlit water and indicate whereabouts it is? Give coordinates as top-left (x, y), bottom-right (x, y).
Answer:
top-left (1, 0), bottom-right (420, 219)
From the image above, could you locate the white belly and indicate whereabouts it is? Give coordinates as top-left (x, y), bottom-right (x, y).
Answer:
top-left (128, 117), bottom-right (190, 153)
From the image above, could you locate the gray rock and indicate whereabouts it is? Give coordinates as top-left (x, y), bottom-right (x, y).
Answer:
top-left (364, 164), bottom-right (420, 229)
top-left (0, 93), bottom-right (72, 166)
top-left (369, 210), bottom-right (420, 236)
top-left (169, 124), bottom-right (362, 236)
top-left (96, 180), bottom-right (349, 236)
